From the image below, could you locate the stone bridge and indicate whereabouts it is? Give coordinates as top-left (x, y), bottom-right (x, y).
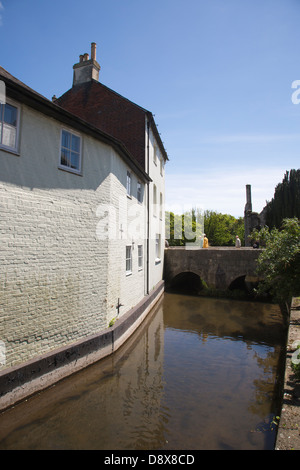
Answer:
top-left (163, 247), bottom-right (263, 292)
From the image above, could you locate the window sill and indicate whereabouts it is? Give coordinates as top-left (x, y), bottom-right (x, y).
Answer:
top-left (58, 165), bottom-right (82, 176)
top-left (0, 146), bottom-right (20, 156)
top-left (155, 258), bottom-right (161, 265)
top-left (126, 271), bottom-right (132, 277)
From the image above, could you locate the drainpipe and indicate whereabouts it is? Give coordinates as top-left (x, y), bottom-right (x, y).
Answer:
top-left (146, 118), bottom-right (150, 295)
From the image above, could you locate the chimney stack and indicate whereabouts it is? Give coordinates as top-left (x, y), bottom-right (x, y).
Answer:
top-left (73, 42), bottom-right (101, 86)
top-left (91, 42), bottom-right (97, 61)
top-left (245, 184), bottom-right (252, 212)
top-left (244, 184), bottom-right (253, 247)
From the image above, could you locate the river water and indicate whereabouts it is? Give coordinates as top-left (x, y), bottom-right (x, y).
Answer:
top-left (0, 293), bottom-right (286, 450)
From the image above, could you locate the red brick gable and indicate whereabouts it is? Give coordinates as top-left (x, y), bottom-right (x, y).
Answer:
top-left (56, 81), bottom-right (147, 169)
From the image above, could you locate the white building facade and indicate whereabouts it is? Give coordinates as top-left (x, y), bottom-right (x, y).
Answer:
top-left (0, 50), bottom-right (167, 384)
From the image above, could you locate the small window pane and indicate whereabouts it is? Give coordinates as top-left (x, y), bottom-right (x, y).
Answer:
top-left (138, 245), bottom-right (143, 269)
top-left (127, 171), bottom-right (131, 196)
top-left (2, 124), bottom-right (16, 148)
top-left (4, 104), bottom-right (17, 127)
top-left (71, 134), bottom-right (80, 153)
top-left (61, 130), bottom-right (70, 149)
top-left (137, 182), bottom-right (142, 203)
top-left (126, 246), bottom-right (132, 273)
top-left (61, 148), bottom-right (70, 167)
top-left (60, 129), bottom-right (81, 172)
top-left (156, 234), bottom-right (161, 259)
top-left (71, 151), bottom-right (79, 169)
top-left (0, 103), bottom-right (19, 150)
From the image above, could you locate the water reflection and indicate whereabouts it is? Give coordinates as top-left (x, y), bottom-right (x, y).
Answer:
top-left (0, 293), bottom-right (285, 450)
top-left (162, 294), bottom-right (285, 450)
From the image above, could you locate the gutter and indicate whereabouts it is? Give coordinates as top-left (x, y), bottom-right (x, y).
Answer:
top-left (146, 118), bottom-right (150, 295)
top-left (1, 71), bottom-right (151, 185)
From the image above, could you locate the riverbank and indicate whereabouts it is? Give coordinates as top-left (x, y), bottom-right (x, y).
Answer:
top-left (275, 297), bottom-right (300, 450)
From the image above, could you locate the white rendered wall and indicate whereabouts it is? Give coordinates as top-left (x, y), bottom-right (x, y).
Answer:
top-left (146, 121), bottom-right (166, 293)
top-left (0, 101), bottom-right (147, 370)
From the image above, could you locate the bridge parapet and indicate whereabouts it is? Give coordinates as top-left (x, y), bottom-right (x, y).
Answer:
top-left (164, 247), bottom-right (262, 290)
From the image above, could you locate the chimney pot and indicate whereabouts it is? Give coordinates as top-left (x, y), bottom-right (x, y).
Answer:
top-left (73, 44), bottom-right (100, 86)
top-left (91, 42), bottom-right (97, 61)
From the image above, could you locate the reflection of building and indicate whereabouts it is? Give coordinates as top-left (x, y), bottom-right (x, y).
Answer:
top-left (0, 301), bottom-right (167, 449)
top-left (56, 301), bottom-right (167, 450)
top-left (113, 303), bottom-right (166, 449)
top-left (0, 44), bottom-right (167, 379)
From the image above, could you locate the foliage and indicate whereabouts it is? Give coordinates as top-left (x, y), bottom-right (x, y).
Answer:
top-left (165, 208), bottom-right (203, 246)
top-left (252, 218), bottom-right (300, 306)
top-left (203, 210), bottom-right (244, 246)
top-left (265, 169), bottom-right (300, 229)
top-left (165, 208), bottom-right (244, 247)
top-left (109, 317), bottom-right (116, 327)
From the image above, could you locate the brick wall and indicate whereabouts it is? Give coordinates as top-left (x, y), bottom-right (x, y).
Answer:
top-left (0, 102), bottom-right (148, 371)
top-left (0, 182), bottom-right (110, 369)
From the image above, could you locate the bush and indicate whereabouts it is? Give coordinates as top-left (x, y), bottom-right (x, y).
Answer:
top-left (253, 218), bottom-right (300, 308)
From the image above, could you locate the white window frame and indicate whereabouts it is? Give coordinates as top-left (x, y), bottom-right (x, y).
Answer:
top-left (126, 170), bottom-right (132, 197)
top-left (137, 181), bottom-right (142, 203)
top-left (153, 184), bottom-right (157, 216)
top-left (0, 100), bottom-right (20, 154)
top-left (159, 192), bottom-right (163, 220)
top-left (59, 128), bottom-right (82, 175)
top-left (160, 157), bottom-right (164, 176)
top-left (126, 245), bottom-right (132, 275)
top-left (138, 244), bottom-right (143, 270)
top-left (153, 144), bottom-right (157, 165)
top-left (155, 233), bottom-right (161, 262)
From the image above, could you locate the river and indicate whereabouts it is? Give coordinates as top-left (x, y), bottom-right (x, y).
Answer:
top-left (0, 292), bottom-right (286, 450)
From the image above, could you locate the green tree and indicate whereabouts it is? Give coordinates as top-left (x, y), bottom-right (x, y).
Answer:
top-left (165, 209), bottom-right (203, 246)
top-left (204, 210), bottom-right (244, 246)
top-left (253, 218), bottom-right (300, 309)
top-left (265, 169), bottom-right (300, 228)
top-left (166, 209), bottom-right (244, 247)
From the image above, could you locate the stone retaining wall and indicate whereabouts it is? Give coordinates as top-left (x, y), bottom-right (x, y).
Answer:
top-left (0, 281), bottom-right (164, 412)
top-left (275, 297), bottom-right (300, 450)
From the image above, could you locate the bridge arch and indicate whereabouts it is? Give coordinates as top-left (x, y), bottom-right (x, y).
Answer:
top-left (228, 275), bottom-right (247, 292)
top-left (167, 271), bottom-right (207, 295)
top-left (164, 247), bottom-right (262, 291)
top-left (227, 273), bottom-right (261, 293)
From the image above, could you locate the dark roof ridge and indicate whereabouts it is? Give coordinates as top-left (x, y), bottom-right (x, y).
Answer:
top-left (0, 66), bottom-right (49, 101)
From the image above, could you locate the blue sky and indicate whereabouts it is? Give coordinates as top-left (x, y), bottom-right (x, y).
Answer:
top-left (1, 0), bottom-right (300, 217)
